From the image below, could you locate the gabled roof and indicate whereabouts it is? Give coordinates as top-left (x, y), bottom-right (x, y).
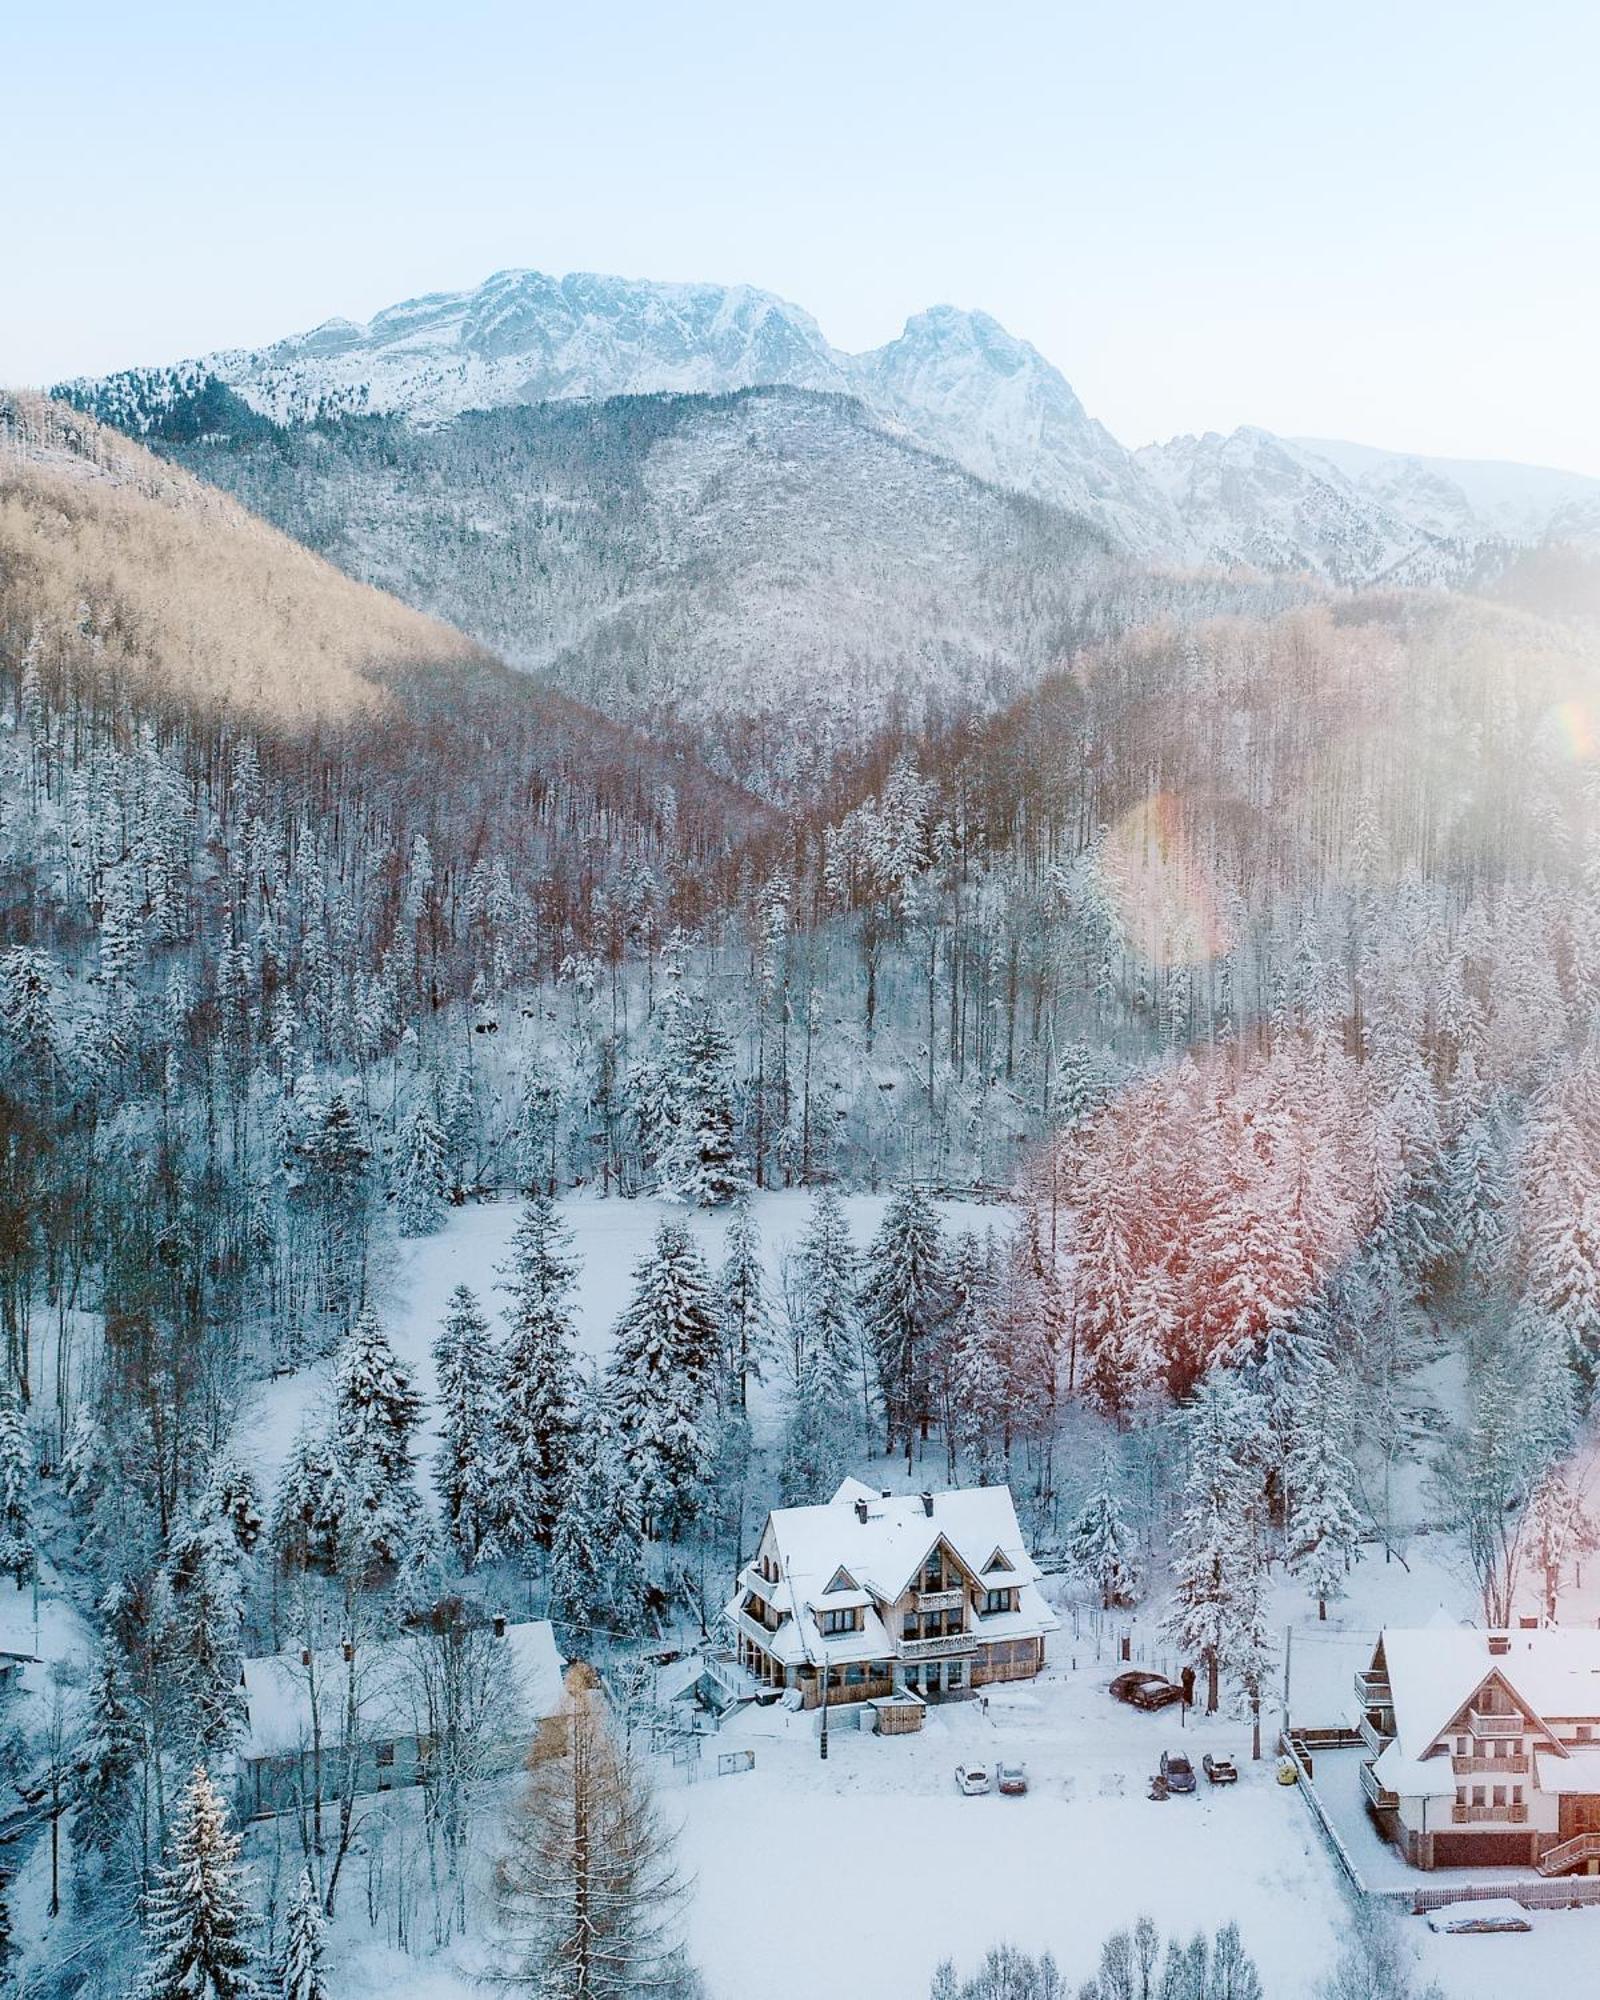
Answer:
top-left (729, 1480), bottom-right (1058, 1666)
top-left (1372, 1628), bottom-right (1600, 1762)
top-left (241, 1619), bottom-right (564, 1761)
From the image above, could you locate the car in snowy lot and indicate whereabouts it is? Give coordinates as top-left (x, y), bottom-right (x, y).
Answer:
top-left (1160, 1751), bottom-right (1196, 1794)
top-left (1424, 1900), bottom-right (1531, 1935)
top-left (1202, 1754), bottom-right (1238, 1785)
top-left (1111, 1670), bottom-right (1184, 1711)
top-left (995, 1761), bottom-right (1028, 1796)
top-left (954, 1764), bottom-right (992, 1795)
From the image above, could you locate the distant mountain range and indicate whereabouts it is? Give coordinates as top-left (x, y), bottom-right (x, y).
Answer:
top-left (60, 266), bottom-right (1600, 584)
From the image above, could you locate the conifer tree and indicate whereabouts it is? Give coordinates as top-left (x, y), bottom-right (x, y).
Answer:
top-left (1165, 1374), bottom-right (1268, 1713)
top-left (860, 1184), bottom-right (947, 1468)
top-left (165, 1517), bottom-right (248, 1760)
top-left (1066, 1452), bottom-right (1140, 1609)
top-left (279, 1866), bottom-right (327, 2000)
top-left (137, 1764), bottom-right (261, 2000)
top-left (498, 1669), bottom-right (692, 2000)
top-left (0, 1391), bottom-right (33, 1587)
top-left (549, 1391), bottom-right (646, 1641)
top-left (1285, 1367), bottom-right (1365, 1618)
top-left (332, 1303), bottom-right (423, 1571)
top-left (433, 1283), bottom-right (501, 1568)
top-left (72, 1645), bottom-right (142, 1859)
top-left (394, 1103), bottom-right (451, 1236)
top-left (495, 1196), bottom-right (580, 1554)
top-left (668, 1009), bottom-right (749, 1207)
top-left (717, 1197), bottom-right (770, 1410)
top-left (606, 1221), bottom-right (720, 1536)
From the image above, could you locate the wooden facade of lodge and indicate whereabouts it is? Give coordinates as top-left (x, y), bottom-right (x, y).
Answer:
top-left (1357, 1627), bottom-right (1600, 1874)
top-left (725, 1479), bottom-right (1057, 1719)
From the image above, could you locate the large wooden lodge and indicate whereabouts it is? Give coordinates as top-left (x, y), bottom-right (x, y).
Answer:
top-left (724, 1478), bottom-right (1058, 1717)
top-left (1357, 1626), bottom-right (1600, 1874)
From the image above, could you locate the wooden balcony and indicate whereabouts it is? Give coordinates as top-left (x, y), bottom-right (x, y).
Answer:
top-left (1453, 1753), bottom-right (1529, 1776)
top-left (1358, 1713), bottom-right (1392, 1756)
top-left (1468, 1710), bottom-right (1523, 1738)
top-left (1452, 1803), bottom-right (1528, 1824)
top-left (898, 1631), bottom-right (978, 1661)
top-left (914, 1588), bottom-right (965, 1613)
top-left (1359, 1760), bottom-right (1398, 1811)
top-left (1353, 1670), bottom-right (1391, 1705)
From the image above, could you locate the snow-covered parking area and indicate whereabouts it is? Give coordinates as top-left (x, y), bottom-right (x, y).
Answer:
top-left (674, 1663), bottom-right (1344, 1998)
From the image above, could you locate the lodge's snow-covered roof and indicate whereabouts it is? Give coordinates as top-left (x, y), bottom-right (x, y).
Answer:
top-left (1374, 1627), bottom-right (1600, 1762)
top-left (241, 1619), bottom-right (564, 1761)
top-left (1372, 1739), bottom-right (1456, 1799)
top-left (1535, 1747), bottom-right (1600, 1795)
top-left (729, 1479), bottom-right (1057, 1666)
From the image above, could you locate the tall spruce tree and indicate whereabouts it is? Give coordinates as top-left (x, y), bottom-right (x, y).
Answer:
top-left (332, 1303), bottom-right (423, 1571)
top-left (549, 1390), bottom-right (647, 1642)
top-left (860, 1184), bottom-right (948, 1469)
top-left (137, 1764), bottom-right (261, 2000)
top-left (0, 1391), bottom-right (33, 1586)
top-left (606, 1221), bottom-right (720, 1537)
top-left (1165, 1374), bottom-right (1268, 1713)
top-left (280, 1866), bottom-right (327, 2000)
top-left (495, 1195), bottom-right (580, 1554)
top-left (433, 1283), bottom-right (501, 1569)
top-left (1066, 1452), bottom-right (1140, 1609)
top-left (717, 1197), bottom-right (770, 1411)
top-left (394, 1103), bottom-right (450, 1236)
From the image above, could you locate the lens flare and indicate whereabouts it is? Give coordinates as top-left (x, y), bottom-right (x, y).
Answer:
top-left (1098, 792), bottom-right (1234, 969)
top-left (1551, 699), bottom-right (1600, 763)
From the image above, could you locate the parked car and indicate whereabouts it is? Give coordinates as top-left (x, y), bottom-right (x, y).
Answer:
top-left (1203, 1753), bottom-right (1238, 1786)
top-left (1110, 1670), bottom-right (1185, 1711)
top-left (954, 1764), bottom-right (991, 1796)
top-left (1160, 1750), bottom-right (1196, 1794)
top-left (996, 1761), bottom-right (1028, 1796)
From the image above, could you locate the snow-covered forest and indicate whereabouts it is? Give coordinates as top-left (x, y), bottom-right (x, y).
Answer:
top-left (4, 228), bottom-right (1600, 2000)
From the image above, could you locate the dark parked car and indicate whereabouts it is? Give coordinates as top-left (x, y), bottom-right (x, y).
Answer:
top-left (1111, 1670), bottom-right (1185, 1711)
top-left (1160, 1750), bottom-right (1196, 1794)
top-left (1203, 1753), bottom-right (1239, 1786)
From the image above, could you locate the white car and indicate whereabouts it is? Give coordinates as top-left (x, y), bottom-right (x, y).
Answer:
top-left (954, 1764), bottom-right (991, 1796)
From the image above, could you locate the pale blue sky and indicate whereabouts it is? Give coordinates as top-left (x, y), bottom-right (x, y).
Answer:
top-left (6, 0), bottom-right (1597, 469)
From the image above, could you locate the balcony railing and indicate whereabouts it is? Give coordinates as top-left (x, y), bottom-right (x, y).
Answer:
top-left (1454, 1753), bottom-right (1529, 1776)
top-left (1468, 1710), bottom-right (1523, 1737)
top-left (1452, 1803), bottom-right (1528, 1824)
top-left (899, 1631), bottom-right (978, 1661)
top-left (1359, 1760), bottom-right (1398, 1810)
top-left (1353, 1670), bottom-right (1391, 1705)
top-left (914, 1588), bottom-right (965, 1613)
top-left (1358, 1713), bottom-right (1392, 1756)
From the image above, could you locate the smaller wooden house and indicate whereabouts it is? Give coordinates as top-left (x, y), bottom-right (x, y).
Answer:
top-left (238, 1615), bottom-right (564, 1819)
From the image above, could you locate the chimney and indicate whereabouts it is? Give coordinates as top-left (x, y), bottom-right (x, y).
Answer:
top-left (854, 1498), bottom-right (869, 1524)
top-left (921, 1492), bottom-right (934, 1518)
top-left (1488, 1633), bottom-right (1511, 1656)
top-left (492, 1611), bottom-right (507, 1639)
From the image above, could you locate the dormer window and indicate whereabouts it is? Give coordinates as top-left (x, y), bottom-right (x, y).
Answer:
top-left (824, 1567), bottom-right (858, 1595)
top-left (984, 1548), bottom-right (1015, 1574)
top-left (820, 1607), bottom-right (861, 1636)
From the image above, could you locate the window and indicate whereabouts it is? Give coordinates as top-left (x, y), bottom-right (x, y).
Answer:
top-left (903, 1615), bottom-right (919, 1639)
top-left (982, 1589), bottom-right (1012, 1616)
top-left (375, 1741), bottom-right (395, 1769)
top-left (947, 1662), bottom-right (964, 1688)
top-left (1513, 1786), bottom-right (1524, 1805)
top-left (1455, 1787), bottom-right (1468, 1807)
top-left (1492, 1786), bottom-right (1507, 1807)
top-left (1455, 1736), bottom-right (1469, 1757)
top-left (845, 1664), bottom-right (864, 1686)
top-left (821, 1607), bottom-right (858, 1636)
top-left (824, 1567), bottom-right (857, 1595)
top-left (905, 1666), bottom-right (921, 1689)
top-left (1580, 1726), bottom-right (1595, 1743)
top-left (1472, 1787), bottom-right (1486, 1807)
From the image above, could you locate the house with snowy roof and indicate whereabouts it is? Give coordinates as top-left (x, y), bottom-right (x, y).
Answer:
top-left (1356, 1626), bottom-right (1600, 1873)
top-left (238, 1614), bottom-right (564, 1818)
top-left (724, 1478), bottom-right (1058, 1720)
